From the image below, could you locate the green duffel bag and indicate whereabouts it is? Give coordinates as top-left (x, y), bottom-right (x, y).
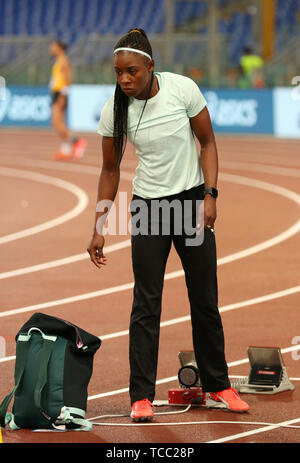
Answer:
top-left (0, 312), bottom-right (101, 431)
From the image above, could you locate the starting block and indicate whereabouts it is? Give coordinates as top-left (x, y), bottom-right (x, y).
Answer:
top-left (231, 346), bottom-right (295, 395)
top-left (175, 348), bottom-right (295, 397)
top-left (169, 351), bottom-right (228, 408)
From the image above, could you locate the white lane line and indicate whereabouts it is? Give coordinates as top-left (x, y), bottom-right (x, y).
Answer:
top-left (206, 417), bottom-right (300, 443)
top-left (220, 161), bottom-right (300, 178)
top-left (0, 265), bottom-right (299, 321)
top-left (0, 280), bottom-right (134, 319)
top-left (0, 156), bottom-right (135, 180)
top-left (1, 171), bottom-right (300, 282)
top-left (1, 286), bottom-right (299, 363)
top-left (0, 167), bottom-right (89, 244)
top-left (0, 281), bottom-right (135, 319)
top-left (0, 355), bottom-right (15, 364)
top-left (2, 155), bottom-right (300, 180)
top-left (0, 239), bottom-right (131, 280)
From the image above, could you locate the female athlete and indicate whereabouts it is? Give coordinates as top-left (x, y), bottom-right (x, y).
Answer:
top-left (87, 29), bottom-right (249, 421)
top-left (49, 39), bottom-right (86, 160)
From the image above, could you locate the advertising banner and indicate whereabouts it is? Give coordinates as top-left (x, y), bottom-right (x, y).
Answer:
top-left (0, 85), bottom-right (279, 137)
top-left (273, 87), bottom-right (300, 138)
top-left (0, 86), bottom-right (51, 126)
top-left (203, 89), bottom-right (274, 134)
top-left (68, 84), bottom-right (115, 132)
top-left (67, 86), bottom-right (275, 135)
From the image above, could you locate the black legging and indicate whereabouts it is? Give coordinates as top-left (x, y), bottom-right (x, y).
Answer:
top-left (129, 184), bottom-right (230, 404)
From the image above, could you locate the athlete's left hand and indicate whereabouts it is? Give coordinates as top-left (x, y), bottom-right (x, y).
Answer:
top-left (204, 195), bottom-right (217, 230)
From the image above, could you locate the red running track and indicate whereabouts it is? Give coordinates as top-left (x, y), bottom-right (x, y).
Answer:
top-left (0, 129), bottom-right (299, 444)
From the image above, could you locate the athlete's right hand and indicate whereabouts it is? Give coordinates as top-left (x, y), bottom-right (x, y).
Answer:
top-left (87, 233), bottom-right (107, 269)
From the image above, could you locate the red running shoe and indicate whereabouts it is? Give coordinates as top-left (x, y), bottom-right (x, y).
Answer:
top-left (130, 399), bottom-right (154, 422)
top-left (72, 138), bottom-right (86, 159)
top-left (209, 387), bottom-right (250, 413)
top-left (52, 151), bottom-right (72, 161)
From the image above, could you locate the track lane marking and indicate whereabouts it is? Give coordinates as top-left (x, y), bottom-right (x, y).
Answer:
top-left (2, 154), bottom-right (300, 178)
top-left (0, 286), bottom-right (299, 362)
top-left (1, 158), bottom-right (299, 441)
top-left (0, 167), bottom-right (89, 244)
top-left (0, 157), bottom-right (135, 180)
top-left (1, 149), bottom-right (299, 441)
top-left (220, 160), bottom-right (300, 178)
top-left (0, 172), bottom-right (299, 281)
top-left (0, 239), bottom-right (131, 280)
top-left (205, 417), bottom-right (300, 443)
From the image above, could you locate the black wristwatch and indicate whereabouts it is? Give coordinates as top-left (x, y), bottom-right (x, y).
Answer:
top-left (204, 187), bottom-right (218, 198)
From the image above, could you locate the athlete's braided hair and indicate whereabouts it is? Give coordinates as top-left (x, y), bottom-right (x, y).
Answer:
top-left (113, 28), bottom-right (154, 164)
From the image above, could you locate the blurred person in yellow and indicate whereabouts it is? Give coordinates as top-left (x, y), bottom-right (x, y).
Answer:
top-left (239, 46), bottom-right (265, 88)
top-left (49, 39), bottom-right (86, 160)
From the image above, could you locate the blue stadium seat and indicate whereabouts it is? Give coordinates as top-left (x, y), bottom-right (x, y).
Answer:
top-left (276, 0), bottom-right (299, 31)
top-left (175, 1), bottom-right (208, 26)
top-left (0, 0), bottom-right (299, 67)
top-left (1, 0), bottom-right (299, 39)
